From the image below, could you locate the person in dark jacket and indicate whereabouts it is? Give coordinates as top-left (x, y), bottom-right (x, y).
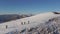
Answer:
top-left (6, 25), bottom-right (8, 29)
top-left (28, 21), bottom-right (29, 24)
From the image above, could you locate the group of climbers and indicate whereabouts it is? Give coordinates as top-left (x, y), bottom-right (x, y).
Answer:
top-left (21, 21), bottom-right (30, 25)
top-left (5, 21), bottom-right (30, 29)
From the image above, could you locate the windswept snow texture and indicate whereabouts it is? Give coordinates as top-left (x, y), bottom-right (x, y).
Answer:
top-left (0, 12), bottom-right (60, 34)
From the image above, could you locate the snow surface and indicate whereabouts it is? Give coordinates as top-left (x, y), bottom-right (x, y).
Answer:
top-left (0, 12), bottom-right (60, 34)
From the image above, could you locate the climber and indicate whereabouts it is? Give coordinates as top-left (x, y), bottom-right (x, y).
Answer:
top-left (6, 25), bottom-right (8, 29)
top-left (28, 21), bottom-right (29, 24)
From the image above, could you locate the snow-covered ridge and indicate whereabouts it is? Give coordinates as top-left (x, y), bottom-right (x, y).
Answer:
top-left (0, 12), bottom-right (60, 34)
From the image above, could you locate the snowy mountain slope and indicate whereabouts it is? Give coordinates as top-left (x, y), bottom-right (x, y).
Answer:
top-left (0, 12), bottom-right (60, 34)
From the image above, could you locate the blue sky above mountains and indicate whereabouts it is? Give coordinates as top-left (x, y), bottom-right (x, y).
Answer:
top-left (0, 0), bottom-right (60, 14)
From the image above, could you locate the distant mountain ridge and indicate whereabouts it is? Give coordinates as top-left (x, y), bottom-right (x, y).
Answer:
top-left (0, 14), bottom-right (33, 23)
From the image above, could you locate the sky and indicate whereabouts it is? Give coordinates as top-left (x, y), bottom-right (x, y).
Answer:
top-left (0, 0), bottom-right (60, 14)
